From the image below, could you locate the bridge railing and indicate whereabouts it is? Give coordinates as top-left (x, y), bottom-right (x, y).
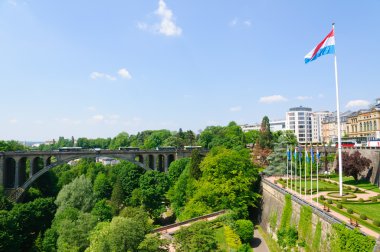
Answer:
top-left (152, 210), bottom-right (227, 233)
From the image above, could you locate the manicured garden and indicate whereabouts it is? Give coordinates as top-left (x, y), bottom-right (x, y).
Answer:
top-left (329, 175), bottom-right (380, 193)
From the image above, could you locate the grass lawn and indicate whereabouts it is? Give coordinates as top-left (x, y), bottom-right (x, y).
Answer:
top-left (214, 227), bottom-right (228, 251)
top-left (342, 202), bottom-right (380, 221)
top-left (330, 176), bottom-right (380, 193)
top-left (285, 179), bottom-right (339, 192)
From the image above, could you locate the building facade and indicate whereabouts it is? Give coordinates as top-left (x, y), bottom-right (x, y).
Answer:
top-left (240, 120), bottom-right (286, 133)
top-left (286, 106), bottom-right (312, 144)
top-left (321, 111), bottom-right (351, 143)
top-left (311, 111), bottom-right (332, 143)
top-left (346, 99), bottom-right (380, 139)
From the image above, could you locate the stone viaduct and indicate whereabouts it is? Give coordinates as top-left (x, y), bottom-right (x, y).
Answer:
top-left (0, 149), bottom-right (199, 201)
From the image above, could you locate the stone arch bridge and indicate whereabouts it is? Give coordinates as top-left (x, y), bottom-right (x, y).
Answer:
top-left (0, 149), bottom-right (200, 202)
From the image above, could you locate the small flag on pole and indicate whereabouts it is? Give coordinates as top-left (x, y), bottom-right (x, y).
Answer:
top-left (317, 149), bottom-right (320, 161)
top-left (287, 147), bottom-right (291, 161)
top-left (304, 29), bottom-right (335, 64)
top-left (311, 147), bottom-right (314, 163)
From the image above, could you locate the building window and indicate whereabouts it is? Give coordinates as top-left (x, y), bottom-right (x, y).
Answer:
top-left (375, 121), bottom-right (377, 130)
top-left (369, 121), bottom-right (372, 131)
top-left (360, 123), bottom-right (362, 132)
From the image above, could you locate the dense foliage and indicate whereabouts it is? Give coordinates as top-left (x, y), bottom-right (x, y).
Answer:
top-left (330, 223), bottom-right (375, 252)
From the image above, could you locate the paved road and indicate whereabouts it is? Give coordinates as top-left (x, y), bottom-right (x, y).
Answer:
top-left (252, 228), bottom-right (269, 252)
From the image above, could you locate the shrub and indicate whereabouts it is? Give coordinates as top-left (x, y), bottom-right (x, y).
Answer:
top-left (336, 203), bottom-right (342, 209)
top-left (377, 194), bottom-right (380, 199)
top-left (373, 220), bottom-right (380, 227)
top-left (360, 214), bottom-right (367, 220)
top-left (358, 198), bottom-right (364, 203)
top-left (347, 208), bottom-right (353, 214)
top-left (353, 188), bottom-right (359, 193)
top-left (235, 220), bottom-right (254, 243)
top-left (327, 199), bottom-right (333, 204)
top-left (341, 198), bottom-right (347, 203)
top-left (371, 197), bottom-right (377, 203)
top-left (319, 195), bottom-right (325, 200)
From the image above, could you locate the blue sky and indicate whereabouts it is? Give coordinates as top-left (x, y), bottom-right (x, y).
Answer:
top-left (1, 0), bottom-right (379, 141)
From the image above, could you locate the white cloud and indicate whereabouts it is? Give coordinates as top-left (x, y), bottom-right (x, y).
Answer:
top-left (90, 71), bottom-right (116, 81)
top-left (259, 95), bottom-right (288, 104)
top-left (155, 0), bottom-right (182, 36)
top-left (345, 100), bottom-right (370, 108)
top-left (243, 20), bottom-right (252, 27)
top-left (229, 18), bottom-right (252, 28)
top-left (229, 18), bottom-right (238, 27)
top-left (92, 114), bottom-right (105, 122)
top-left (8, 0), bottom-right (17, 6)
top-left (296, 96), bottom-right (312, 100)
top-left (138, 0), bottom-right (182, 37)
top-left (86, 106), bottom-right (96, 112)
top-left (318, 93), bottom-right (325, 99)
top-left (56, 118), bottom-right (81, 125)
top-left (229, 106), bottom-right (242, 112)
top-left (9, 118), bottom-right (18, 124)
top-left (118, 68), bottom-right (132, 79)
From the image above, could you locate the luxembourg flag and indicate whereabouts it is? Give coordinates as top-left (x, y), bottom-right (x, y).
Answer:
top-left (304, 29), bottom-right (335, 64)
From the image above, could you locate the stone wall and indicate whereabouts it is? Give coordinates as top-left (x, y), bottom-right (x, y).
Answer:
top-left (259, 179), bottom-right (343, 251)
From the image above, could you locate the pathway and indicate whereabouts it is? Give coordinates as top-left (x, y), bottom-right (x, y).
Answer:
top-left (252, 227), bottom-right (270, 252)
top-left (265, 176), bottom-right (380, 239)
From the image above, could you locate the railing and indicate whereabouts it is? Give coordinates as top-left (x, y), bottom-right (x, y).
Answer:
top-left (152, 210), bottom-right (227, 233)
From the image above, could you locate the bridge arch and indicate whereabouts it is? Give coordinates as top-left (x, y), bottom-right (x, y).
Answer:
top-left (167, 154), bottom-right (175, 169)
top-left (4, 157), bottom-right (16, 188)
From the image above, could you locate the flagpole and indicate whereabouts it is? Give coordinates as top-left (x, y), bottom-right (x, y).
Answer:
top-left (299, 150), bottom-right (302, 195)
top-left (317, 148), bottom-right (319, 206)
top-left (333, 23), bottom-right (344, 196)
top-left (304, 147), bottom-right (307, 200)
top-left (286, 145), bottom-right (289, 188)
top-left (290, 147), bottom-right (293, 191)
top-left (310, 145), bottom-right (313, 200)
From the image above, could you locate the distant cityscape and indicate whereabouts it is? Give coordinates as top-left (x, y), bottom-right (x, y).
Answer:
top-left (241, 97), bottom-right (380, 144)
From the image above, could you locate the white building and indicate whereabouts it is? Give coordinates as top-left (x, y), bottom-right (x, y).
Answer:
top-left (240, 120), bottom-right (286, 133)
top-left (286, 106), bottom-right (312, 144)
top-left (311, 111), bottom-right (333, 143)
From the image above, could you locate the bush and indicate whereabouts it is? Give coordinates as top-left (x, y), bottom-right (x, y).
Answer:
top-left (341, 198), bottom-right (347, 203)
top-left (347, 208), bottom-right (353, 214)
top-left (360, 214), bottom-right (367, 220)
top-left (358, 198), bottom-right (364, 203)
top-left (319, 195), bottom-right (325, 201)
top-left (373, 220), bottom-right (380, 227)
top-left (371, 197), bottom-right (377, 203)
top-left (327, 199), bottom-right (333, 204)
top-left (336, 203), bottom-right (342, 209)
top-left (353, 188), bottom-right (359, 193)
top-left (235, 220), bottom-right (254, 243)
top-left (377, 194), bottom-right (380, 199)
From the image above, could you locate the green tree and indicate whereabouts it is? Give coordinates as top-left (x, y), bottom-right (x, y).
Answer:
top-left (244, 130), bottom-right (260, 144)
top-left (167, 158), bottom-right (190, 186)
top-left (180, 148), bottom-right (260, 219)
top-left (138, 233), bottom-right (170, 252)
top-left (109, 132), bottom-right (130, 150)
top-left (198, 122), bottom-right (246, 150)
top-left (174, 221), bottom-right (218, 252)
top-left (139, 171), bottom-right (170, 218)
top-left (93, 173), bottom-right (112, 200)
top-left (91, 199), bottom-right (113, 222)
top-left (110, 178), bottom-right (125, 211)
top-left (167, 165), bottom-right (196, 218)
top-left (235, 219), bottom-right (254, 243)
top-left (189, 149), bottom-right (203, 179)
top-left (55, 175), bottom-right (95, 213)
top-left (54, 208), bottom-right (98, 252)
top-left (87, 217), bottom-right (146, 252)
top-left (143, 130), bottom-right (171, 149)
top-left (4, 198), bottom-right (56, 251)
top-left (258, 116), bottom-right (273, 149)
